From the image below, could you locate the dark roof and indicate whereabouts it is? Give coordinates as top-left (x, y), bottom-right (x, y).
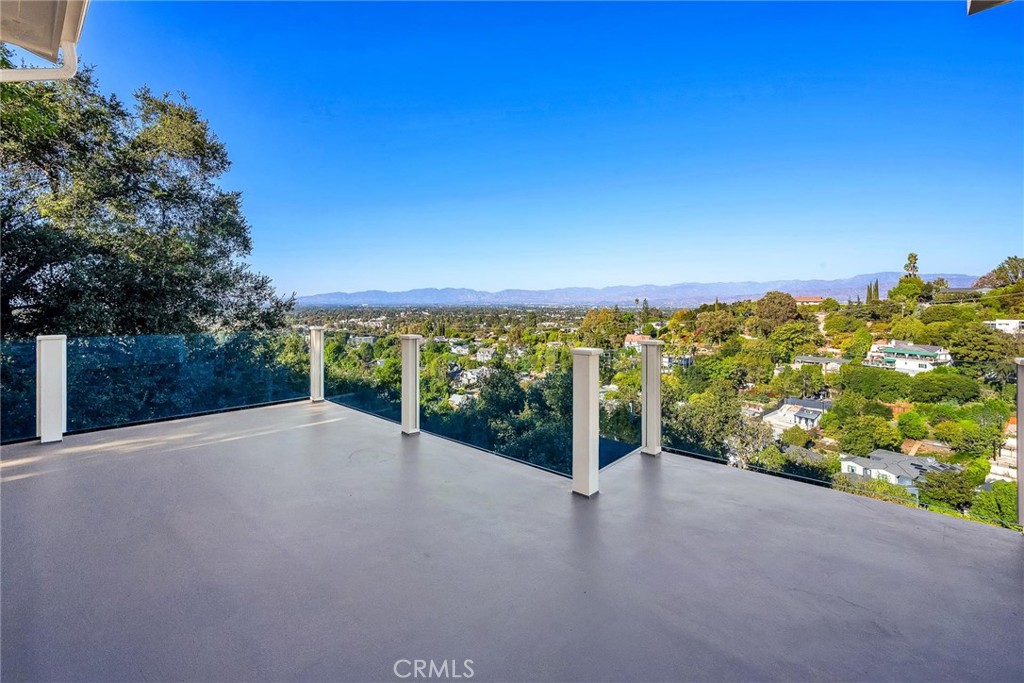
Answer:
top-left (784, 445), bottom-right (828, 463)
top-left (846, 449), bottom-right (960, 481)
top-left (794, 408), bottom-right (821, 421)
top-left (794, 355), bottom-right (850, 365)
top-left (783, 397), bottom-right (833, 411)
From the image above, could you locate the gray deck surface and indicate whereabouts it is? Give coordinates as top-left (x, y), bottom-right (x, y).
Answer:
top-left (2, 402), bottom-right (1021, 682)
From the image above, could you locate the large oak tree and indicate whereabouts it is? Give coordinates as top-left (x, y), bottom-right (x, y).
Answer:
top-left (1, 48), bottom-right (293, 337)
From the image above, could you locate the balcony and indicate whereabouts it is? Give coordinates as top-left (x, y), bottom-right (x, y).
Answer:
top-left (3, 398), bottom-right (1022, 682)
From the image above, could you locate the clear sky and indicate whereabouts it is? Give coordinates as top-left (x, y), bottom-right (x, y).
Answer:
top-left (72, 1), bottom-right (1022, 296)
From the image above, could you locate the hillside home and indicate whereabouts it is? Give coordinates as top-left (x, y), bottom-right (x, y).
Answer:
top-left (793, 296), bottom-right (824, 306)
top-left (476, 347), bottom-right (496, 363)
top-left (839, 449), bottom-right (959, 496)
top-left (624, 334), bottom-right (652, 350)
top-left (455, 367), bottom-right (492, 388)
top-left (761, 398), bottom-right (832, 436)
top-left (864, 340), bottom-right (952, 376)
top-left (351, 335), bottom-right (376, 346)
top-left (983, 319), bottom-right (1024, 335)
top-left (793, 355), bottom-right (850, 373)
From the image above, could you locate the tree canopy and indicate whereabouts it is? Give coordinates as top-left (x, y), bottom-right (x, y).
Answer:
top-left (1, 49), bottom-right (292, 337)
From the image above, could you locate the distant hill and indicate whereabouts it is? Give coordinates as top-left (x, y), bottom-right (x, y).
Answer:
top-left (296, 272), bottom-right (978, 308)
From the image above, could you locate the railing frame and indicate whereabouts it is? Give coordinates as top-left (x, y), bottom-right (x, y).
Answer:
top-left (401, 335), bottom-right (424, 435)
top-left (572, 347), bottom-right (602, 497)
top-left (640, 340), bottom-right (664, 456)
top-left (36, 335), bottom-right (67, 443)
top-left (309, 326), bottom-right (325, 402)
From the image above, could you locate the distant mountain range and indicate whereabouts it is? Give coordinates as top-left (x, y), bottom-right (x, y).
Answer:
top-left (296, 272), bottom-right (978, 308)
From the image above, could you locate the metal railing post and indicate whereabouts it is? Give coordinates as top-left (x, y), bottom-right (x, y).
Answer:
top-left (572, 348), bottom-right (602, 497)
top-left (401, 335), bottom-right (423, 435)
top-left (309, 326), bottom-right (325, 402)
top-left (36, 335), bottom-right (66, 443)
top-left (640, 340), bottom-right (664, 456)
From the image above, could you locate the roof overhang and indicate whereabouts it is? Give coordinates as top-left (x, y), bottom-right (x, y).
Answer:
top-left (0, 0), bottom-right (90, 81)
top-left (967, 0), bottom-right (1014, 14)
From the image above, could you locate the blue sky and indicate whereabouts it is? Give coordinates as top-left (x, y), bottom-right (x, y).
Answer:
top-left (70, 1), bottom-right (1023, 296)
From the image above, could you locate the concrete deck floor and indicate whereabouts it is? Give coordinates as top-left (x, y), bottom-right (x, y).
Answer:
top-left (2, 402), bottom-right (1021, 683)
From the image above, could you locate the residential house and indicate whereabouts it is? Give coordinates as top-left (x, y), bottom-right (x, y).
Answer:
top-left (476, 347), bottom-right (496, 363)
top-left (761, 398), bottom-right (833, 436)
top-left (983, 319), bottom-right (1024, 335)
top-left (793, 296), bottom-right (824, 306)
top-left (351, 335), bottom-right (376, 346)
top-left (449, 342), bottom-right (470, 356)
top-left (864, 340), bottom-right (952, 376)
top-left (793, 355), bottom-right (850, 374)
top-left (624, 334), bottom-right (652, 351)
top-left (839, 449), bottom-right (959, 496)
top-left (455, 367), bottom-right (493, 388)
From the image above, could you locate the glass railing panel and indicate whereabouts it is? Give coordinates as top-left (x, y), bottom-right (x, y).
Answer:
top-left (324, 332), bottom-right (401, 422)
top-left (598, 347), bottom-right (641, 467)
top-left (658, 366), bottom-right (1021, 530)
top-left (0, 339), bottom-right (37, 443)
top-left (419, 338), bottom-right (573, 475)
top-left (65, 331), bottom-right (308, 432)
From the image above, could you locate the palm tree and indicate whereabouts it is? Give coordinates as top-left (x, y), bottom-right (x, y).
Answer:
top-left (905, 253), bottom-right (919, 277)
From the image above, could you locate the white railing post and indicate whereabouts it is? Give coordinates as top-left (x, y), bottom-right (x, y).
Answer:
top-left (401, 334), bottom-right (423, 435)
top-left (309, 326), bottom-right (325, 402)
top-left (640, 340), bottom-right (664, 456)
top-left (572, 348), bottom-right (602, 497)
top-left (36, 335), bottom-right (67, 443)
top-left (1017, 358), bottom-right (1023, 527)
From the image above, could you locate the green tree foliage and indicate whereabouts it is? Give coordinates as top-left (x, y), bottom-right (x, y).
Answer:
top-left (1, 52), bottom-right (292, 336)
top-left (905, 252), bottom-right (919, 277)
top-left (919, 469), bottom-right (975, 513)
top-left (664, 380), bottom-right (740, 457)
top-left (964, 457), bottom-right (991, 487)
top-left (838, 415), bottom-right (901, 456)
top-left (932, 420), bottom-right (1003, 459)
top-left (973, 255), bottom-right (1023, 288)
top-left (824, 313), bottom-right (865, 335)
top-left (753, 291), bottom-right (798, 336)
top-left (907, 371), bottom-right (981, 404)
top-left (820, 297), bottom-right (840, 312)
top-left (833, 474), bottom-right (917, 506)
top-left (579, 307), bottom-right (631, 349)
top-left (947, 323), bottom-right (1019, 381)
top-left (920, 305), bottom-right (978, 325)
top-left (695, 309), bottom-right (738, 344)
top-left (768, 321), bottom-right (823, 363)
top-left (727, 416), bottom-right (774, 468)
top-left (771, 365), bottom-right (825, 399)
top-left (896, 411), bottom-right (929, 441)
top-left (889, 317), bottom-right (928, 343)
top-left (971, 481), bottom-right (1019, 527)
top-left (837, 365), bottom-right (910, 402)
top-left (781, 425), bottom-right (813, 448)
top-left (843, 327), bottom-right (873, 360)
top-left (752, 444), bottom-right (786, 470)
top-left (887, 276), bottom-right (924, 303)
top-left (837, 365), bottom-right (981, 405)
top-left (819, 393), bottom-right (891, 437)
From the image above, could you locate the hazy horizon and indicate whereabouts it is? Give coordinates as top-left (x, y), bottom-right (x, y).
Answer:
top-left (298, 269), bottom-right (981, 298)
